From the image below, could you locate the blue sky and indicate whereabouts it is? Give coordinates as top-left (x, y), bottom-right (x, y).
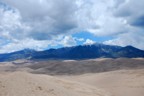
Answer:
top-left (73, 32), bottom-right (114, 45)
top-left (0, 0), bottom-right (144, 53)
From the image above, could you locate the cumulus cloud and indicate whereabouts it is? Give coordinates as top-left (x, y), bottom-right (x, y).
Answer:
top-left (0, 0), bottom-right (144, 53)
top-left (114, 0), bottom-right (144, 28)
top-left (103, 0), bottom-right (144, 50)
top-left (1, 0), bottom-right (78, 40)
top-left (0, 39), bottom-right (49, 53)
top-left (0, 35), bottom-right (77, 53)
top-left (84, 39), bottom-right (95, 45)
top-left (0, 0), bottom-right (79, 53)
top-left (77, 0), bottom-right (144, 49)
top-left (0, 37), bottom-right (63, 53)
top-left (60, 35), bottom-right (77, 47)
top-left (76, 0), bottom-right (128, 36)
top-left (104, 33), bottom-right (144, 50)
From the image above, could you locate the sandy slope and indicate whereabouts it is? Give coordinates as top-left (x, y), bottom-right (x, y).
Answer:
top-left (62, 69), bottom-right (144, 96)
top-left (0, 58), bottom-right (144, 96)
top-left (0, 72), bottom-right (110, 96)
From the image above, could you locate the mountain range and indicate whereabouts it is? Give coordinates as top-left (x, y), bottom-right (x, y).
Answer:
top-left (0, 43), bottom-right (144, 62)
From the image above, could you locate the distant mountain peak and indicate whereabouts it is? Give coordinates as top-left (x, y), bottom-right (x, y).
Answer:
top-left (0, 44), bottom-right (144, 62)
top-left (23, 48), bottom-right (36, 52)
top-left (124, 45), bottom-right (136, 49)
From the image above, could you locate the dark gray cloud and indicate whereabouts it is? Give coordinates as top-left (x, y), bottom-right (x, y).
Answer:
top-left (114, 0), bottom-right (144, 27)
top-left (103, 0), bottom-right (144, 49)
top-left (0, 0), bottom-right (144, 53)
top-left (1, 0), bottom-right (78, 40)
top-left (130, 15), bottom-right (144, 27)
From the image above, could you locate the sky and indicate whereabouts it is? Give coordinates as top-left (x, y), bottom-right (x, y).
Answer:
top-left (0, 0), bottom-right (144, 53)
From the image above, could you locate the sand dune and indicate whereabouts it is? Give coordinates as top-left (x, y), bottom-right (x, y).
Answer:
top-left (0, 58), bottom-right (144, 96)
top-left (0, 72), bottom-right (110, 96)
top-left (62, 69), bottom-right (144, 96)
top-left (27, 58), bottom-right (144, 75)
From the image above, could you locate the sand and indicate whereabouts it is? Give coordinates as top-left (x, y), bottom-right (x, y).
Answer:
top-left (61, 69), bottom-right (144, 96)
top-left (0, 72), bottom-right (110, 96)
top-left (0, 58), bottom-right (144, 96)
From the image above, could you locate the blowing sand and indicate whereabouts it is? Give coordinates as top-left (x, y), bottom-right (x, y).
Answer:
top-left (0, 71), bottom-right (110, 96)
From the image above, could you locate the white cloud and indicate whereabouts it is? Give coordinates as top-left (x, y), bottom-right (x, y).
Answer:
top-left (104, 31), bottom-right (144, 50)
top-left (0, 0), bottom-right (144, 53)
top-left (84, 39), bottom-right (95, 45)
top-left (0, 39), bottom-right (48, 53)
top-left (0, 38), bottom-right (57, 53)
top-left (1, 0), bottom-right (78, 40)
top-left (1, 0), bottom-right (130, 39)
top-left (0, 36), bottom-right (67, 53)
top-left (76, 0), bottom-right (129, 36)
top-left (60, 36), bottom-right (77, 47)
top-left (0, 5), bottom-right (31, 41)
top-left (103, 0), bottom-right (144, 50)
